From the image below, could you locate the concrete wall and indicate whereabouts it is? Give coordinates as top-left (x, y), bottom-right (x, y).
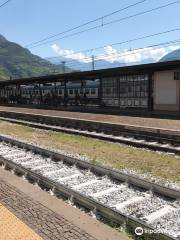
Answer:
top-left (154, 70), bottom-right (180, 111)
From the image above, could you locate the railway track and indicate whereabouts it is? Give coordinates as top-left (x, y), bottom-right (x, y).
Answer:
top-left (0, 111), bottom-right (180, 155)
top-left (0, 135), bottom-right (179, 240)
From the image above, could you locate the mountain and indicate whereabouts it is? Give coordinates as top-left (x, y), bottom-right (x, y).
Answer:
top-left (0, 34), bottom-right (7, 43)
top-left (0, 34), bottom-right (71, 80)
top-left (47, 55), bottom-right (155, 71)
top-left (159, 49), bottom-right (180, 62)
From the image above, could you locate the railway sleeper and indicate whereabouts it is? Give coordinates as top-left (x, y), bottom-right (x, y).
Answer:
top-left (0, 137), bottom-right (179, 240)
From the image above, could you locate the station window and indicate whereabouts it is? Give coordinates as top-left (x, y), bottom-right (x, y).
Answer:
top-left (102, 77), bottom-right (118, 98)
top-left (102, 74), bottom-right (148, 108)
top-left (104, 88), bottom-right (111, 95)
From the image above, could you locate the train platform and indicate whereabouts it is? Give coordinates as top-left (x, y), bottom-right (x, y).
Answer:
top-left (0, 105), bottom-right (180, 130)
top-left (0, 203), bottom-right (42, 240)
top-left (0, 167), bottom-right (130, 240)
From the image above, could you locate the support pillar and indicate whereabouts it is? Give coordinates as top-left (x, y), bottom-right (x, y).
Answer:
top-left (148, 72), bottom-right (153, 111)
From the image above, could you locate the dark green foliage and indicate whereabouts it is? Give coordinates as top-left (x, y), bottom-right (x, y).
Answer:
top-left (0, 34), bottom-right (71, 80)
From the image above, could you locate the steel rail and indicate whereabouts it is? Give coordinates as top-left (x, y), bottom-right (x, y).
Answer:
top-left (0, 111), bottom-right (180, 155)
top-left (0, 135), bottom-right (179, 240)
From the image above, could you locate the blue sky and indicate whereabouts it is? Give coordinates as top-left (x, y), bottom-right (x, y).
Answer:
top-left (0, 0), bottom-right (180, 63)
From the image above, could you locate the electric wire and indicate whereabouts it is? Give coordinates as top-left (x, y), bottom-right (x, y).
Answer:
top-left (50, 38), bottom-right (180, 69)
top-left (0, 0), bottom-right (11, 8)
top-left (47, 26), bottom-right (180, 60)
top-left (25, 0), bottom-right (147, 48)
top-left (28, 0), bottom-right (180, 49)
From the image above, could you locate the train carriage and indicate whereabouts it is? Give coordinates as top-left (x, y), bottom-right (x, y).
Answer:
top-left (0, 80), bottom-right (100, 106)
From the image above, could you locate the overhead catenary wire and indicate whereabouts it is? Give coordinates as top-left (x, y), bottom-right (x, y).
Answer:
top-left (51, 38), bottom-right (180, 69)
top-left (46, 26), bottom-right (180, 60)
top-left (28, 0), bottom-right (180, 49)
top-left (93, 38), bottom-right (180, 60)
top-left (52, 37), bottom-right (180, 66)
top-left (25, 0), bottom-right (147, 48)
top-left (0, 0), bottom-right (11, 8)
top-left (10, 38), bottom-right (180, 79)
top-left (14, 38), bottom-right (180, 76)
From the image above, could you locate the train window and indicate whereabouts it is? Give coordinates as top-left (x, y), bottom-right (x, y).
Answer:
top-left (59, 89), bottom-right (62, 94)
top-left (69, 89), bottom-right (73, 95)
top-left (85, 89), bottom-right (90, 94)
top-left (91, 89), bottom-right (96, 95)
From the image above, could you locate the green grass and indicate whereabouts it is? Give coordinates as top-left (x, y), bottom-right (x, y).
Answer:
top-left (0, 120), bottom-right (179, 182)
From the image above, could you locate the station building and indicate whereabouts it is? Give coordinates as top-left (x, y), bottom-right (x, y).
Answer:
top-left (100, 61), bottom-right (180, 112)
top-left (0, 60), bottom-right (180, 112)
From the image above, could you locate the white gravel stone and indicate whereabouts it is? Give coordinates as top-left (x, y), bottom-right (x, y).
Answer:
top-left (95, 185), bottom-right (144, 207)
top-left (151, 208), bottom-right (180, 238)
top-left (0, 136), bottom-right (180, 238)
top-left (122, 194), bottom-right (176, 221)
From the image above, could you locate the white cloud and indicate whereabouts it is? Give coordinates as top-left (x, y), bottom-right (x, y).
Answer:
top-left (51, 43), bottom-right (180, 64)
top-left (104, 45), bottom-right (118, 55)
top-left (51, 44), bottom-right (91, 63)
top-left (99, 45), bottom-right (180, 63)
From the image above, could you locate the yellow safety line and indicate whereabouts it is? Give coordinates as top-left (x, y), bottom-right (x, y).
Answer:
top-left (0, 203), bottom-right (43, 240)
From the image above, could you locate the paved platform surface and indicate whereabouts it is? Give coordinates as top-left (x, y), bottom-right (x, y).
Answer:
top-left (0, 203), bottom-right (43, 240)
top-left (0, 106), bottom-right (180, 130)
top-left (0, 167), bottom-right (130, 240)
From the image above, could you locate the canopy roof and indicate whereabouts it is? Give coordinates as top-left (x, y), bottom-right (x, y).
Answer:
top-left (0, 60), bottom-right (180, 86)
